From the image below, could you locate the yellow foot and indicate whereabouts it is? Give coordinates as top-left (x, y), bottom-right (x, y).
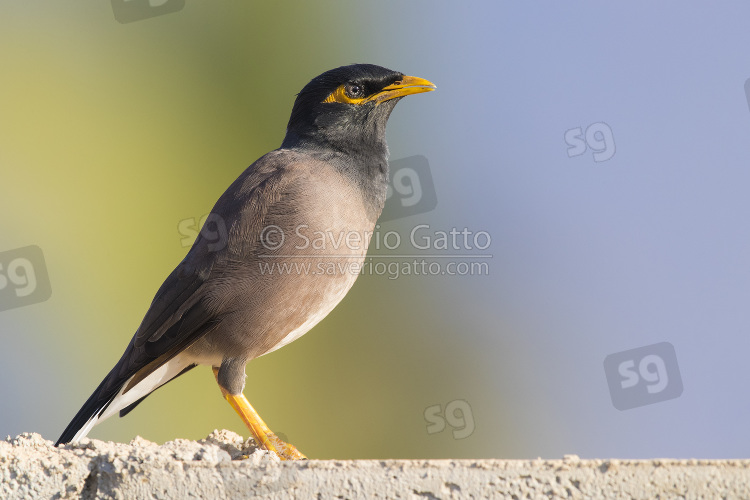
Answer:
top-left (213, 367), bottom-right (307, 461)
top-left (263, 432), bottom-right (307, 461)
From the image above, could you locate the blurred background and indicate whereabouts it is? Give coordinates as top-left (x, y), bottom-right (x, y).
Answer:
top-left (2, 1), bottom-right (750, 459)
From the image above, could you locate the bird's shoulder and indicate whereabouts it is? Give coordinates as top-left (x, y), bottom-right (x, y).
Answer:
top-left (210, 149), bottom-right (332, 215)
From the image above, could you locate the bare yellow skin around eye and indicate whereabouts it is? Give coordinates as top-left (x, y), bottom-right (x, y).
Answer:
top-left (323, 84), bottom-right (365, 104)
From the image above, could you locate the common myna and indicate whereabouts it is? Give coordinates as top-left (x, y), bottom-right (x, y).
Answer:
top-left (55, 64), bottom-right (435, 460)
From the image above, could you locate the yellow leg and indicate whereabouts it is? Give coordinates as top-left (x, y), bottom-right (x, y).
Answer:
top-left (212, 367), bottom-right (306, 461)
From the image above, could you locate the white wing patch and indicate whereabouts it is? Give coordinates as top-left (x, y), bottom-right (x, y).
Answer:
top-left (70, 352), bottom-right (194, 443)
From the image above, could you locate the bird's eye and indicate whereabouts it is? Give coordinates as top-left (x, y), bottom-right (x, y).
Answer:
top-left (346, 83), bottom-right (364, 99)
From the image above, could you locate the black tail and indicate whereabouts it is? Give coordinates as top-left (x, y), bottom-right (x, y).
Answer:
top-left (55, 362), bottom-right (198, 446)
top-left (54, 372), bottom-right (123, 446)
top-left (56, 294), bottom-right (216, 445)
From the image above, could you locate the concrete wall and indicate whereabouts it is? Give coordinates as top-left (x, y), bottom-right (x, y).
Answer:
top-left (2, 431), bottom-right (749, 499)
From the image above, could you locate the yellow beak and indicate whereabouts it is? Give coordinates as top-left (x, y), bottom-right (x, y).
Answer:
top-left (363, 75), bottom-right (437, 104)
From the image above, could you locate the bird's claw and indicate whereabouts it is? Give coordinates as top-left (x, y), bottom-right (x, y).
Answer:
top-left (263, 432), bottom-right (307, 461)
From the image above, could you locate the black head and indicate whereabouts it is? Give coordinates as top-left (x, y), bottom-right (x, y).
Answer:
top-left (281, 64), bottom-right (435, 158)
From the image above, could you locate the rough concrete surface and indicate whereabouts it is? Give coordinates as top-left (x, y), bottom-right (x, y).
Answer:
top-left (1, 431), bottom-right (749, 500)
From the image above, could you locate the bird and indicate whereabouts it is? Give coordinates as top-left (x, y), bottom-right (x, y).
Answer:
top-left (55, 64), bottom-right (436, 460)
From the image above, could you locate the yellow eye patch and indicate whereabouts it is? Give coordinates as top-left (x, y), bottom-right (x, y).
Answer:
top-left (323, 84), bottom-right (366, 105)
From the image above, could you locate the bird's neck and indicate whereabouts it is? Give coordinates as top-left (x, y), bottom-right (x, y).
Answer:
top-left (281, 134), bottom-right (390, 223)
top-left (282, 123), bottom-right (388, 158)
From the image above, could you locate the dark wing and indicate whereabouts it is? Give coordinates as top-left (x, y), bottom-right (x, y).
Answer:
top-left (55, 150), bottom-right (297, 446)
